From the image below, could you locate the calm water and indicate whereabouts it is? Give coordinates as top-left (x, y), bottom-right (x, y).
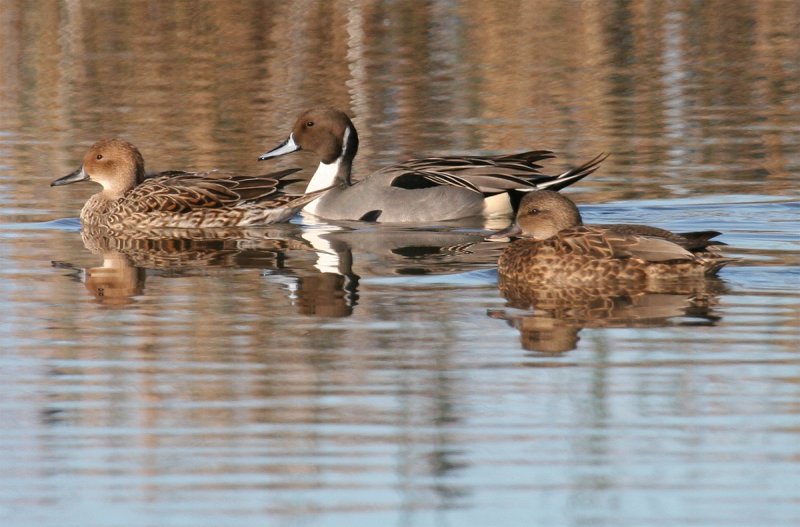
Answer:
top-left (1, 2), bottom-right (799, 526)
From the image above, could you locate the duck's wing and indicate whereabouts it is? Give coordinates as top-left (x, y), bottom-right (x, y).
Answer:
top-left (120, 168), bottom-right (309, 214)
top-left (558, 226), bottom-right (695, 262)
top-left (384, 151), bottom-right (607, 194)
top-left (597, 224), bottom-right (724, 252)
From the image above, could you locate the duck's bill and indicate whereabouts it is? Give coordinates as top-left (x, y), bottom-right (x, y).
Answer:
top-left (51, 167), bottom-right (89, 187)
top-left (486, 223), bottom-right (522, 240)
top-left (258, 134), bottom-right (301, 160)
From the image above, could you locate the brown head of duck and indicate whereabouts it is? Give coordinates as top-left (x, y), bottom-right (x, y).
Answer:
top-left (51, 139), bottom-right (145, 200)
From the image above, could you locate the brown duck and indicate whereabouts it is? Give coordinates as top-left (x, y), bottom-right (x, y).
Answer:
top-left (51, 139), bottom-right (322, 229)
top-left (493, 191), bottom-right (732, 285)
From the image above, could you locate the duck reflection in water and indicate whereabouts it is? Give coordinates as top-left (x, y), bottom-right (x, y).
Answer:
top-left (53, 224), bottom-right (358, 314)
top-left (52, 213), bottom-right (507, 314)
top-left (298, 212), bottom-right (503, 272)
top-left (280, 218), bottom-right (504, 314)
top-left (490, 279), bottom-right (726, 354)
top-left (53, 251), bottom-right (146, 306)
top-left (53, 222), bottom-right (502, 314)
top-left (488, 190), bottom-right (734, 354)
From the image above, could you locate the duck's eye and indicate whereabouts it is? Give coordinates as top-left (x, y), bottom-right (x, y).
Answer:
top-left (305, 121), bottom-right (314, 127)
top-left (96, 154), bottom-right (103, 160)
top-left (528, 208), bottom-right (539, 214)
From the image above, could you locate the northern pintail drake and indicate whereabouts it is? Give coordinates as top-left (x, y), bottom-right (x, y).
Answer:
top-left (258, 107), bottom-right (607, 223)
top-left (51, 139), bottom-right (321, 229)
top-left (493, 191), bottom-right (732, 284)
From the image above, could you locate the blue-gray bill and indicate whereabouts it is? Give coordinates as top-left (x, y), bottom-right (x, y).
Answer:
top-left (51, 167), bottom-right (89, 186)
top-left (258, 134), bottom-right (301, 161)
top-left (486, 223), bottom-right (522, 240)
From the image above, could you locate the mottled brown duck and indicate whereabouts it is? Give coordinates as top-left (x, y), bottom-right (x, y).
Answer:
top-left (51, 139), bottom-right (321, 229)
top-left (493, 190), bottom-right (732, 285)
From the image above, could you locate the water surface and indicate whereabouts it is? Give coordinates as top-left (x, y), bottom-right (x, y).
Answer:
top-left (1, 2), bottom-right (799, 526)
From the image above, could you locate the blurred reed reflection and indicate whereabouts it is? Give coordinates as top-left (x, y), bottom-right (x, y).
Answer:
top-left (491, 276), bottom-right (727, 354)
top-left (2, 0), bottom-right (797, 223)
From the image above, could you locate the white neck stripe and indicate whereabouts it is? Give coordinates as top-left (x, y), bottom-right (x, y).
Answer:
top-left (341, 127), bottom-right (350, 157)
top-left (305, 159), bottom-right (341, 195)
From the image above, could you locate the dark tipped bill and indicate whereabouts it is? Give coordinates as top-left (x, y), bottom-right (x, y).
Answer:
top-left (258, 134), bottom-right (301, 161)
top-left (486, 223), bottom-right (522, 240)
top-left (51, 167), bottom-right (89, 187)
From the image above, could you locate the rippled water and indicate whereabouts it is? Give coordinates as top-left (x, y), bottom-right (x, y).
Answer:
top-left (1, 2), bottom-right (799, 526)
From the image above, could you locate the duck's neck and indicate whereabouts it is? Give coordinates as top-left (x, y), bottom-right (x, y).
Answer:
top-left (101, 186), bottom-right (128, 201)
top-left (306, 124), bottom-right (358, 192)
top-left (306, 158), bottom-right (349, 193)
top-left (102, 165), bottom-right (144, 201)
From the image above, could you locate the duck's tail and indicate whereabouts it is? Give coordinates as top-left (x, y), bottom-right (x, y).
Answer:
top-left (536, 152), bottom-right (609, 192)
top-left (677, 230), bottom-right (727, 251)
top-left (702, 255), bottom-right (738, 276)
top-left (505, 152), bottom-right (608, 213)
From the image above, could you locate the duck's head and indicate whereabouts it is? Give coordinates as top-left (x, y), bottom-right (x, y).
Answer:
top-left (51, 139), bottom-right (145, 200)
top-left (259, 107), bottom-right (358, 165)
top-left (489, 190), bottom-right (583, 240)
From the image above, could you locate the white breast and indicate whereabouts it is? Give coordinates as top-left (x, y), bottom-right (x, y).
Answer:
top-left (303, 160), bottom-right (342, 214)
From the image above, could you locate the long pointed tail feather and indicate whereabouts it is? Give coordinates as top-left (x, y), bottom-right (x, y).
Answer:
top-left (536, 152), bottom-right (609, 192)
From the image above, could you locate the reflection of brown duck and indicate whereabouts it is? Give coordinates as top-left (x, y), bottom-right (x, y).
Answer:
top-left (494, 191), bottom-right (733, 286)
top-left (79, 224), bottom-right (301, 271)
top-left (50, 139), bottom-right (321, 229)
top-left (54, 226), bottom-right (305, 305)
top-left (82, 252), bottom-right (145, 306)
top-left (492, 278), bottom-right (726, 354)
top-left (65, 226), bottom-right (358, 316)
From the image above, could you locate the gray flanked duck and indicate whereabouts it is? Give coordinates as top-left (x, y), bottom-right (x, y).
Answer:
top-left (51, 139), bottom-right (321, 229)
top-left (258, 107), bottom-right (607, 223)
top-left (493, 191), bottom-right (732, 285)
